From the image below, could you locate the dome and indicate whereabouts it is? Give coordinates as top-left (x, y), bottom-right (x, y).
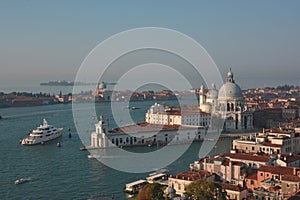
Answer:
top-left (218, 69), bottom-right (243, 101)
top-left (218, 82), bottom-right (243, 101)
top-left (207, 88), bottom-right (218, 99)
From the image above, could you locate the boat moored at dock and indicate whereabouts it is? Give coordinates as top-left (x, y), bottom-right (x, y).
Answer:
top-left (124, 179), bottom-right (147, 194)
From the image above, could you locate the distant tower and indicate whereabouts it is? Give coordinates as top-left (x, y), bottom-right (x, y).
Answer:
top-left (199, 84), bottom-right (206, 106)
top-left (91, 115), bottom-right (109, 148)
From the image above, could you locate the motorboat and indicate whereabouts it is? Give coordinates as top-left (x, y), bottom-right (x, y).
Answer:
top-left (15, 177), bottom-right (32, 185)
top-left (21, 118), bottom-right (63, 145)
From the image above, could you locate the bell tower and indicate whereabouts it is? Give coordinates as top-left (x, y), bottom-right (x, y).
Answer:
top-left (91, 115), bottom-right (109, 148)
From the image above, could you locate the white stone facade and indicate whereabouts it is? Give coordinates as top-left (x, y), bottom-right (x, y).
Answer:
top-left (199, 69), bottom-right (253, 132)
top-left (145, 103), bottom-right (211, 127)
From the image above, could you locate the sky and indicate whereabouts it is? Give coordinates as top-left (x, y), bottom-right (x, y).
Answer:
top-left (0, 0), bottom-right (300, 90)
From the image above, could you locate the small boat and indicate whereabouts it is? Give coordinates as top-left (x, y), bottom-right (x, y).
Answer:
top-left (123, 106), bottom-right (140, 110)
top-left (15, 177), bottom-right (32, 185)
top-left (87, 154), bottom-right (94, 159)
top-left (80, 147), bottom-right (87, 151)
top-left (130, 106), bottom-right (140, 110)
top-left (57, 141), bottom-right (61, 147)
top-left (21, 118), bottom-right (63, 145)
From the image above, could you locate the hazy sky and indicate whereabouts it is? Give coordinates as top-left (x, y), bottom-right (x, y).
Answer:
top-left (0, 0), bottom-right (300, 89)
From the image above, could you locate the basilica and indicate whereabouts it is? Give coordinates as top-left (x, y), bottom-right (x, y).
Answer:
top-left (199, 69), bottom-right (253, 132)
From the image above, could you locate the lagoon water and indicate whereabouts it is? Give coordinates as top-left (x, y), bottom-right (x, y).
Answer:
top-left (0, 100), bottom-right (233, 200)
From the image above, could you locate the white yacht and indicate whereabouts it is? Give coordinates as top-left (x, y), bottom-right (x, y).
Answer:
top-left (21, 119), bottom-right (63, 145)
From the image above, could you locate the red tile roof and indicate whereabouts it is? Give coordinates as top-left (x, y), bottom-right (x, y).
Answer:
top-left (223, 153), bottom-right (270, 163)
top-left (258, 165), bottom-right (297, 175)
top-left (171, 170), bottom-right (211, 181)
top-left (280, 154), bottom-right (300, 163)
top-left (232, 161), bottom-right (244, 166)
top-left (261, 142), bottom-right (282, 147)
top-left (220, 183), bottom-right (246, 192)
top-left (281, 175), bottom-right (300, 182)
top-left (109, 122), bottom-right (200, 133)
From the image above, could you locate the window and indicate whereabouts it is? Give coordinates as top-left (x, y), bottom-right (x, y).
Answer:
top-left (260, 173), bottom-right (263, 176)
top-left (251, 180), bottom-right (254, 185)
top-left (252, 146), bottom-right (255, 151)
top-left (287, 184), bottom-right (290, 188)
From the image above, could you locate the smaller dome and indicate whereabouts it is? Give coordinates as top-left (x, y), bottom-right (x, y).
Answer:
top-left (207, 89), bottom-right (218, 99)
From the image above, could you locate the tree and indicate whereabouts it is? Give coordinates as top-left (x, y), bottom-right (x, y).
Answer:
top-left (185, 179), bottom-right (227, 200)
top-left (136, 183), bottom-right (165, 200)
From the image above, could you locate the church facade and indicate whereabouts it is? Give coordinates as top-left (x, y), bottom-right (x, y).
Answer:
top-left (199, 69), bottom-right (253, 132)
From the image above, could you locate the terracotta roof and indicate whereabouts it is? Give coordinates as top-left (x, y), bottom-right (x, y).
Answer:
top-left (258, 165), bottom-right (297, 175)
top-left (223, 153), bottom-right (270, 163)
top-left (108, 122), bottom-right (201, 133)
top-left (220, 183), bottom-right (246, 192)
top-left (280, 154), bottom-right (300, 163)
top-left (171, 170), bottom-right (211, 181)
top-left (201, 157), bottom-right (230, 166)
top-left (281, 175), bottom-right (300, 182)
top-left (261, 142), bottom-right (282, 147)
top-left (231, 161), bottom-right (244, 166)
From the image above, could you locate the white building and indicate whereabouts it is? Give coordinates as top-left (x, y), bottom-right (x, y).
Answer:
top-left (200, 69), bottom-right (253, 132)
top-left (146, 69), bottom-right (253, 132)
top-left (145, 103), bottom-right (211, 127)
top-left (90, 115), bottom-right (208, 148)
top-left (233, 128), bottom-right (300, 154)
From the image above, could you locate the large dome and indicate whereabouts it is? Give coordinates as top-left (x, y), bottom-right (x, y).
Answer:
top-left (218, 82), bottom-right (243, 100)
top-left (218, 69), bottom-right (243, 101)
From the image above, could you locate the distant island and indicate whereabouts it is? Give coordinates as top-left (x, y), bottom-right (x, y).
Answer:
top-left (40, 80), bottom-right (96, 86)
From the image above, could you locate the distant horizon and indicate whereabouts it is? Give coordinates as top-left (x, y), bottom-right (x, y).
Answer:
top-left (0, 76), bottom-right (299, 95)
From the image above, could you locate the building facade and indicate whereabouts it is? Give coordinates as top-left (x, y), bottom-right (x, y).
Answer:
top-left (199, 69), bottom-right (254, 132)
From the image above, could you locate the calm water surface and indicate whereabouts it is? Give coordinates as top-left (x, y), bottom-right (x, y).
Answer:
top-left (0, 101), bottom-right (233, 199)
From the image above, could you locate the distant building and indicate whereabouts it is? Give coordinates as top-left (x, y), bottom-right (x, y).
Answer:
top-left (90, 116), bottom-right (208, 149)
top-left (232, 128), bottom-right (300, 154)
top-left (190, 156), bottom-right (246, 186)
top-left (145, 103), bottom-right (211, 127)
top-left (167, 170), bottom-right (247, 200)
top-left (146, 69), bottom-right (254, 132)
top-left (95, 81), bottom-right (113, 101)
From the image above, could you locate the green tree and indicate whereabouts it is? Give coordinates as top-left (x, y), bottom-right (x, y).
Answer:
top-left (136, 183), bottom-right (165, 200)
top-left (185, 179), bottom-right (226, 200)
